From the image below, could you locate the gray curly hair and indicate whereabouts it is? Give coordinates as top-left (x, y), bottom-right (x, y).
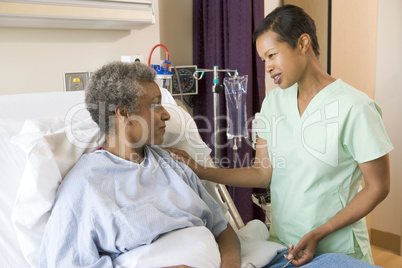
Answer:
top-left (85, 61), bottom-right (156, 134)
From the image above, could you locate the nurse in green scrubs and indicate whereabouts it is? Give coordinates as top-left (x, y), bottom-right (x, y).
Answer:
top-left (168, 4), bottom-right (392, 267)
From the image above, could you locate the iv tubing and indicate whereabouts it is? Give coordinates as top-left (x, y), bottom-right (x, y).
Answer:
top-left (213, 66), bottom-right (221, 165)
top-left (233, 138), bottom-right (238, 168)
top-left (148, 44), bottom-right (170, 67)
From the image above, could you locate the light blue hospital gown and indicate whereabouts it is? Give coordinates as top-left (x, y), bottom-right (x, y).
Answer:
top-left (39, 145), bottom-right (227, 267)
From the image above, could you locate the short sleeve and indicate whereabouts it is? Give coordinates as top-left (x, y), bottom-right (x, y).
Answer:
top-left (256, 95), bottom-right (271, 141)
top-left (342, 101), bottom-right (393, 163)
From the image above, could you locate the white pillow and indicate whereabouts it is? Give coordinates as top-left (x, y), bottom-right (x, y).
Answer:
top-left (160, 87), bottom-right (212, 164)
top-left (11, 115), bottom-right (105, 267)
top-left (237, 220), bottom-right (287, 267)
top-left (162, 103), bottom-right (212, 166)
top-left (0, 119), bottom-right (30, 268)
top-left (241, 240), bottom-right (287, 268)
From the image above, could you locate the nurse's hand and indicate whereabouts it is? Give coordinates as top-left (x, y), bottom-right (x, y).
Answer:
top-left (165, 147), bottom-right (198, 171)
top-left (285, 231), bottom-right (320, 266)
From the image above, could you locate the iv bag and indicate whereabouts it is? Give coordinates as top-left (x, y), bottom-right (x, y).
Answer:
top-left (224, 75), bottom-right (248, 139)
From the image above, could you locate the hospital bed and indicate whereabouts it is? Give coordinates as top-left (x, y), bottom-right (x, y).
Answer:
top-left (0, 90), bottom-right (286, 268)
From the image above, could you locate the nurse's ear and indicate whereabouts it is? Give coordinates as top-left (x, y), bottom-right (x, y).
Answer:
top-left (298, 33), bottom-right (312, 54)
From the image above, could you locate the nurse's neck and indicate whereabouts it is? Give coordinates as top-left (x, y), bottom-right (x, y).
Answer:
top-left (297, 53), bottom-right (335, 116)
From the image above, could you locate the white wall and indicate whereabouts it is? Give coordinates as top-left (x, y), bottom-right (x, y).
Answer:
top-left (0, 1), bottom-right (161, 95)
top-left (371, 0), bottom-right (402, 254)
top-left (331, 0), bottom-right (378, 99)
top-left (158, 0), bottom-right (192, 66)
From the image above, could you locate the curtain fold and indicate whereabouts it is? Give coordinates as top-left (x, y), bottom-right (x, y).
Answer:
top-left (193, 0), bottom-right (266, 223)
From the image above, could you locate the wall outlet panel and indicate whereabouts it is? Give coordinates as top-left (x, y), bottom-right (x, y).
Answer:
top-left (64, 72), bottom-right (91, 91)
top-left (121, 54), bottom-right (145, 63)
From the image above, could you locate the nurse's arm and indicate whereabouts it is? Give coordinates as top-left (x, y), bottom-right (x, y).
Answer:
top-left (167, 137), bottom-right (272, 188)
top-left (288, 154), bottom-right (391, 266)
top-left (315, 153), bottom-right (390, 237)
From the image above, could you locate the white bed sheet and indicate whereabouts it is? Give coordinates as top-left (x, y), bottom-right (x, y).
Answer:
top-left (114, 220), bottom-right (286, 268)
top-left (114, 226), bottom-right (221, 268)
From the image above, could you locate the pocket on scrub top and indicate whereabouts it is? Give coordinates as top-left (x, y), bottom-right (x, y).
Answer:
top-left (316, 185), bottom-right (355, 254)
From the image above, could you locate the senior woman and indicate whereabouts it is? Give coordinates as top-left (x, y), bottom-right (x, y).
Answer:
top-left (39, 62), bottom-right (241, 268)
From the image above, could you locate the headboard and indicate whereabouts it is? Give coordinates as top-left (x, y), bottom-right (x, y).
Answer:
top-left (0, 91), bottom-right (85, 120)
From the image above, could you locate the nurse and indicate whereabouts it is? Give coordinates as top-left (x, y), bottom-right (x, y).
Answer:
top-left (168, 4), bottom-right (393, 267)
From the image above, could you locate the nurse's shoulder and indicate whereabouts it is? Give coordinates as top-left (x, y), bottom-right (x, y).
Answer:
top-left (335, 79), bottom-right (376, 109)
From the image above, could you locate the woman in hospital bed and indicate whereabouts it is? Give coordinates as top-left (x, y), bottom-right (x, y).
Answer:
top-left (39, 62), bottom-right (241, 268)
top-left (168, 4), bottom-right (392, 268)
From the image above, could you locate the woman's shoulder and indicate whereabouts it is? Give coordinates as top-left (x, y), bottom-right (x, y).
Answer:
top-left (334, 79), bottom-right (375, 107)
top-left (57, 152), bottom-right (101, 194)
top-left (330, 79), bottom-right (384, 120)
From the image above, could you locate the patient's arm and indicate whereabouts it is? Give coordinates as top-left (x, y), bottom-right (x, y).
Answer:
top-left (167, 137), bottom-right (272, 188)
top-left (216, 223), bottom-right (241, 268)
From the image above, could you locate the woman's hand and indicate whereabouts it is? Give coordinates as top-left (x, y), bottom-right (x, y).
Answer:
top-left (165, 137), bottom-right (272, 188)
top-left (165, 147), bottom-right (199, 171)
top-left (285, 231), bottom-right (320, 267)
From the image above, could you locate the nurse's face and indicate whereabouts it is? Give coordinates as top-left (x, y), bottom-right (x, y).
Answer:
top-left (256, 30), bottom-right (305, 89)
top-left (125, 81), bottom-right (170, 146)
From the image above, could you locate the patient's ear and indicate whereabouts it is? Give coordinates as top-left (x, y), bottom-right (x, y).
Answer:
top-left (115, 106), bottom-right (130, 124)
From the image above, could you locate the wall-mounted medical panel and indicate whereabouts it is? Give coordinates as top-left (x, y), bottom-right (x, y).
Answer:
top-left (0, 0), bottom-right (155, 30)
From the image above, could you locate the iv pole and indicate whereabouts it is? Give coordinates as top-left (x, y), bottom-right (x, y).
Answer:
top-left (194, 66), bottom-right (245, 230)
top-left (193, 66), bottom-right (238, 166)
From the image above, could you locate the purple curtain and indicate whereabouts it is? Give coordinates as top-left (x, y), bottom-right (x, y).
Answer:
top-left (193, 0), bottom-right (266, 223)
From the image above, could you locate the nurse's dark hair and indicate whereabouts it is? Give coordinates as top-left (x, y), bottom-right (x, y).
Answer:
top-left (85, 61), bottom-right (156, 134)
top-left (253, 4), bottom-right (320, 57)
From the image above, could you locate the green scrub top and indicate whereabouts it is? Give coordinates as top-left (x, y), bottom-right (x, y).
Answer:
top-left (256, 79), bottom-right (393, 261)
